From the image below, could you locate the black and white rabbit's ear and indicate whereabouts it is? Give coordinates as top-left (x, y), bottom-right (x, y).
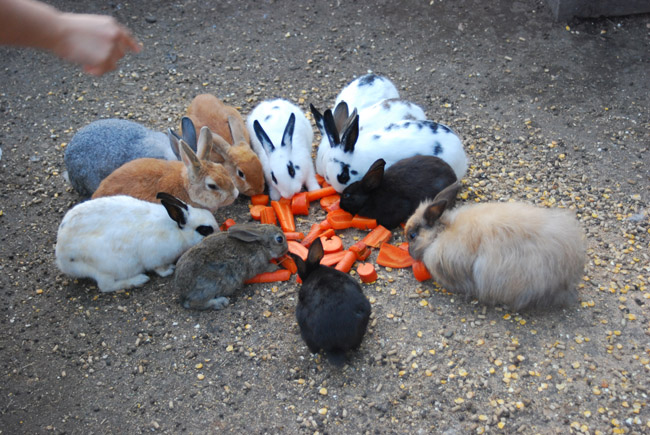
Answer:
top-left (340, 113), bottom-right (359, 154)
top-left (310, 104), bottom-right (325, 135)
top-left (253, 120), bottom-right (275, 153)
top-left (322, 109), bottom-right (341, 149)
top-left (333, 102), bottom-right (350, 132)
top-left (226, 223), bottom-right (267, 242)
top-left (424, 181), bottom-right (462, 225)
top-left (157, 192), bottom-right (189, 229)
top-left (360, 159), bottom-right (386, 191)
top-left (181, 116), bottom-right (198, 152)
top-left (280, 113), bottom-right (296, 150)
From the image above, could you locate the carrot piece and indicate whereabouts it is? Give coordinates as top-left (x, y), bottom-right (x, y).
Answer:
top-left (245, 269), bottom-right (292, 284)
top-left (376, 242), bottom-right (415, 268)
top-left (220, 218), bottom-right (236, 232)
top-left (320, 194), bottom-right (341, 211)
top-left (271, 200), bottom-right (295, 232)
top-left (319, 218), bottom-right (333, 231)
top-left (307, 186), bottom-right (337, 202)
top-left (259, 206), bottom-right (277, 225)
top-left (288, 240), bottom-right (309, 261)
top-left (291, 192), bottom-right (310, 216)
top-left (320, 235), bottom-right (343, 254)
top-left (277, 254), bottom-right (298, 274)
top-left (335, 250), bottom-right (357, 273)
top-left (349, 240), bottom-right (371, 261)
top-left (283, 231), bottom-right (304, 241)
top-left (351, 215), bottom-right (377, 230)
top-left (315, 173), bottom-right (326, 186)
top-left (357, 263), bottom-right (378, 283)
top-left (412, 261), bottom-right (432, 282)
top-left (301, 223), bottom-right (323, 247)
top-left (398, 242), bottom-right (409, 252)
top-left (320, 250), bottom-right (347, 267)
top-left (279, 197), bottom-right (291, 206)
top-left (251, 194), bottom-right (269, 206)
top-left (326, 209), bottom-right (354, 230)
top-left (362, 225), bottom-right (392, 248)
top-left (250, 204), bottom-right (266, 221)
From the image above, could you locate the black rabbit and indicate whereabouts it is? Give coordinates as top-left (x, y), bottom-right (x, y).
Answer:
top-left (339, 155), bottom-right (457, 229)
top-left (292, 238), bottom-right (371, 366)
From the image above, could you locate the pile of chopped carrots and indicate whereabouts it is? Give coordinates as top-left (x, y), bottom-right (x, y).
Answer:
top-left (232, 176), bottom-right (432, 285)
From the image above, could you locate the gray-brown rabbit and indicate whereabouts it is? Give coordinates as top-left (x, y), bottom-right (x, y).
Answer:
top-left (174, 223), bottom-right (288, 310)
top-left (404, 182), bottom-right (586, 311)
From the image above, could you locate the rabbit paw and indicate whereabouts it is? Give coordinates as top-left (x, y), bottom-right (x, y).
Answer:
top-left (97, 273), bottom-right (150, 292)
top-left (154, 264), bottom-right (175, 277)
top-left (205, 297), bottom-right (230, 310)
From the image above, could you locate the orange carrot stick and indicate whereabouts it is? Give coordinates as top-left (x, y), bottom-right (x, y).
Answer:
top-left (315, 174), bottom-right (326, 186)
top-left (320, 235), bottom-right (343, 254)
top-left (376, 242), bottom-right (415, 268)
top-left (283, 231), bottom-right (304, 241)
top-left (320, 194), bottom-right (341, 211)
top-left (307, 186), bottom-right (337, 202)
top-left (251, 194), bottom-right (269, 206)
top-left (288, 240), bottom-right (309, 261)
top-left (398, 242), bottom-right (409, 252)
top-left (357, 263), bottom-right (378, 283)
top-left (277, 254), bottom-right (298, 274)
top-left (319, 218), bottom-right (333, 231)
top-left (349, 240), bottom-right (371, 261)
top-left (320, 250), bottom-right (347, 267)
top-left (250, 204), bottom-right (266, 221)
top-left (291, 192), bottom-right (310, 216)
top-left (300, 223), bottom-right (323, 247)
top-left (220, 218), bottom-right (236, 232)
top-left (271, 200), bottom-right (295, 232)
top-left (244, 269), bottom-right (292, 284)
top-left (412, 261), bottom-right (432, 282)
top-left (335, 250), bottom-right (357, 273)
top-left (362, 225), bottom-right (392, 248)
top-left (351, 215), bottom-right (377, 230)
top-left (326, 209), bottom-right (354, 230)
top-left (259, 206), bottom-right (277, 225)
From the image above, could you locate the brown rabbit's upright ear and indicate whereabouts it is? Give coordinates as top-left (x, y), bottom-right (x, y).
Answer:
top-left (227, 116), bottom-right (248, 146)
top-left (333, 102), bottom-right (349, 132)
top-left (423, 181), bottom-right (461, 226)
top-left (434, 181), bottom-right (462, 208)
top-left (180, 140), bottom-right (202, 179)
top-left (360, 159), bottom-right (386, 191)
top-left (196, 126), bottom-right (213, 160)
top-left (209, 132), bottom-right (232, 161)
top-left (226, 223), bottom-right (265, 243)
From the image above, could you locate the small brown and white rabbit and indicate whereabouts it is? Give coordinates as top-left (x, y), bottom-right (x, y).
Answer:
top-left (174, 223), bottom-right (288, 310)
top-left (404, 182), bottom-right (586, 311)
top-left (93, 126), bottom-right (238, 212)
top-left (185, 94), bottom-right (265, 196)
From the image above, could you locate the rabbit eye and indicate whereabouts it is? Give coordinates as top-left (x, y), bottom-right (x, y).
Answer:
top-left (196, 225), bottom-right (215, 237)
top-left (237, 169), bottom-right (245, 179)
top-left (208, 183), bottom-right (219, 191)
top-left (408, 231), bottom-right (418, 240)
top-left (274, 234), bottom-right (285, 244)
top-left (343, 193), bottom-right (351, 199)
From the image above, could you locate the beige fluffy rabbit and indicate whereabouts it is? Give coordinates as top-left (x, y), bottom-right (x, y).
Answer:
top-left (404, 182), bottom-right (586, 311)
top-left (93, 126), bottom-right (238, 212)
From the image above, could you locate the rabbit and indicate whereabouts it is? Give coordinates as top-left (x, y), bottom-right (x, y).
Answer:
top-left (174, 223), bottom-right (288, 310)
top-left (339, 156), bottom-right (457, 229)
top-left (321, 109), bottom-right (467, 193)
top-left (404, 182), bottom-right (586, 311)
top-left (246, 99), bottom-right (320, 200)
top-left (92, 126), bottom-right (239, 212)
top-left (291, 238), bottom-right (372, 366)
top-left (64, 118), bottom-right (180, 197)
top-left (311, 98), bottom-right (427, 177)
top-left (186, 93), bottom-right (251, 145)
top-left (334, 73), bottom-right (400, 112)
top-left (55, 193), bottom-right (218, 293)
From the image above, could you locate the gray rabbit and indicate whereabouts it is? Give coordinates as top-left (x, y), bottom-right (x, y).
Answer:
top-left (174, 223), bottom-right (289, 310)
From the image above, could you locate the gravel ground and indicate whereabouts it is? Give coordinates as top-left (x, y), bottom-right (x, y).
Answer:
top-left (0, 0), bottom-right (648, 434)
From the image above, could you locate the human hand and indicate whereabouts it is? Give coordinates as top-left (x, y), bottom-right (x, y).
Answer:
top-left (52, 13), bottom-right (141, 76)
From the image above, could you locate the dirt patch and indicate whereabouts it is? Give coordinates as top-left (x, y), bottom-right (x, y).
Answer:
top-left (1, 0), bottom-right (648, 433)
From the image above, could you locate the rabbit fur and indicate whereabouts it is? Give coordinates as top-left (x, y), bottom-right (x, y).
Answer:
top-left (174, 223), bottom-right (288, 310)
top-left (404, 182), bottom-right (586, 311)
top-left (55, 193), bottom-right (217, 293)
top-left (92, 126), bottom-right (238, 212)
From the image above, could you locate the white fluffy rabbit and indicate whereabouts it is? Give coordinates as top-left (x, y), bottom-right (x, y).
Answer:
top-left (55, 193), bottom-right (218, 292)
top-left (334, 73), bottom-right (400, 112)
top-left (404, 182), bottom-right (586, 311)
top-left (246, 99), bottom-right (320, 200)
top-left (321, 110), bottom-right (467, 192)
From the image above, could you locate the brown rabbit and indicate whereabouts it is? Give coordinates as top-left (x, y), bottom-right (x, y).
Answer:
top-left (186, 94), bottom-right (264, 196)
top-left (93, 127), bottom-right (238, 212)
top-left (404, 182), bottom-right (586, 311)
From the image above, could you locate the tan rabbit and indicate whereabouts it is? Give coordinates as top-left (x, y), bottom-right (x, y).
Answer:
top-left (404, 182), bottom-right (586, 311)
top-left (186, 94), bottom-right (264, 196)
top-left (93, 126), bottom-right (238, 212)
